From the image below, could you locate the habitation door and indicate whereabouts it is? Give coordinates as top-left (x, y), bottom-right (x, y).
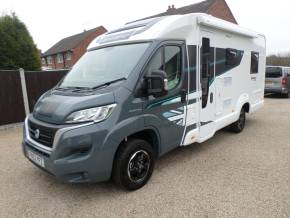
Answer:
top-left (199, 30), bottom-right (216, 140)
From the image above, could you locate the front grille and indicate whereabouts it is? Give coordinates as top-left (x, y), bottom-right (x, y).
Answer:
top-left (28, 120), bottom-right (57, 148)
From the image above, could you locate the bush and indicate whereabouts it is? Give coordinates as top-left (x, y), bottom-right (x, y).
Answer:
top-left (267, 54), bottom-right (290, 67)
top-left (0, 13), bottom-right (41, 70)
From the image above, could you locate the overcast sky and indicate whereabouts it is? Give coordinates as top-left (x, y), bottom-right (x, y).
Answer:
top-left (1, 0), bottom-right (290, 55)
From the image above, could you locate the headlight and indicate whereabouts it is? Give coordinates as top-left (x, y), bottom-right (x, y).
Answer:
top-left (65, 104), bottom-right (117, 123)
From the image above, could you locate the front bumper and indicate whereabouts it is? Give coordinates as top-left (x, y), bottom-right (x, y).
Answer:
top-left (22, 115), bottom-right (119, 183)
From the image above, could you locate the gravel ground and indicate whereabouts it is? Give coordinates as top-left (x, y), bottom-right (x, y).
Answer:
top-left (0, 97), bottom-right (290, 218)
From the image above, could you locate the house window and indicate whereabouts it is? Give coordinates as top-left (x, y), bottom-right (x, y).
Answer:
top-left (47, 56), bottom-right (52, 64)
top-left (66, 52), bottom-right (72, 61)
top-left (41, 58), bottom-right (46, 65)
top-left (57, 54), bottom-right (64, 63)
top-left (251, 52), bottom-right (259, 74)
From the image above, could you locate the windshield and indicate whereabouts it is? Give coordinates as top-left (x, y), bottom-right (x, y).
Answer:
top-left (59, 43), bottom-right (151, 88)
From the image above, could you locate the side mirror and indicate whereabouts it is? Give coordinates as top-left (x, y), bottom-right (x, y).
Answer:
top-left (145, 70), bottom-right (168, 98)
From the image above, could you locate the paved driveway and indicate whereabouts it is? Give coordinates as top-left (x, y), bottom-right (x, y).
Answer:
top-left (0, 97), bottom-right (289, 217)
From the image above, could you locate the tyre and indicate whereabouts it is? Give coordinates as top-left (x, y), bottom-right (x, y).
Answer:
top-left (286, 91), bottom-right (290, 98)
top-left (112, 138), bottom-right (155, 191)
top-left (230, 107), bottom-right (246, 133)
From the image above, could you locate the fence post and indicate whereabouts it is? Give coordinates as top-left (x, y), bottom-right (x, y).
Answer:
top-left (19, 68), bottom-right (30, 116)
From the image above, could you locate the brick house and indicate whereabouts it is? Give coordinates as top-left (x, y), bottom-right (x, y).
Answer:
top-left (41, 26), bottom-right (107, 70)
top-left (142, 0), bottom-right (237, 24)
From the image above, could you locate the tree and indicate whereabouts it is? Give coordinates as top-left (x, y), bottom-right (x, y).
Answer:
top-left (267, 53), bottom-right (290, 67)
top-left (0, 13), bottom-right (41, 70)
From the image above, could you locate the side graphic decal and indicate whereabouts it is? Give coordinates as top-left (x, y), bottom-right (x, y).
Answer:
top-left (163, 106), bottom-right (186, 126)
top-left (159, 92), bottom-right (198, 126)
top-left (201, 121), bottom-right (213, 126)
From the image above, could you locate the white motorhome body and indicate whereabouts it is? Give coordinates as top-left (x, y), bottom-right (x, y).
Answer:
top-left (22, 13), bottom-right (266, 190)
top-left (89, 13), bottom-right (266, 145)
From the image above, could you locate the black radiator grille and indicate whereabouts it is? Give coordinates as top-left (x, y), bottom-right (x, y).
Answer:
top-left (28, 121), bottom-right (57, 148)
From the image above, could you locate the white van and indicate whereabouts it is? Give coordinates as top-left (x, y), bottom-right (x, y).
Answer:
top-left (265, 66), bottom-right (290, 97)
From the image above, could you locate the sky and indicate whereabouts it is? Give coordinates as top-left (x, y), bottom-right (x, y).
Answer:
top-left (1, 0), bottom-right (290, 55)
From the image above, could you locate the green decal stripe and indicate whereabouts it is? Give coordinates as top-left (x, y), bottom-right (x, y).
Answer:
top-left (188, 99), bottom-right (197, 104)
top-left (146, 95), bottom-right (180, 109)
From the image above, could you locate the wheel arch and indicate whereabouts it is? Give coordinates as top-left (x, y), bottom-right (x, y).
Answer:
top-left (110, 127), bottom-right (161, 181)
top-left (117, 128), bottom-right (161, 158)
top-left (242, 102), bottom-right (250, 113)
top-left (236, 93), bottom-right (250, 114)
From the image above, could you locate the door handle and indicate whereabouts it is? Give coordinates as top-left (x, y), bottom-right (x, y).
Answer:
top-left (180, 89), bottom-right (187, 104)
top-left (210, 92), bottom-right (213, 103)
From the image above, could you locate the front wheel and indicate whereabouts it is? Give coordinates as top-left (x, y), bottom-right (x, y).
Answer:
top-left (230, 108), bottom-right (246, 133)
top-left (112, 138), bottom-right (155, 191)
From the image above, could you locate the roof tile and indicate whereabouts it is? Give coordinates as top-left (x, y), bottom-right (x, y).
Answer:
top-left (42, 26), bottom-right (106, 57)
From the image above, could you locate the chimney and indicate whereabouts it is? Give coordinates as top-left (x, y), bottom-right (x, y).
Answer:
top-left (167, 4), bottom-right (176, 12)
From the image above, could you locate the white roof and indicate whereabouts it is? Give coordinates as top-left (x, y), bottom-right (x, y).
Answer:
top-left (88, 13), bottom-right (262, 50)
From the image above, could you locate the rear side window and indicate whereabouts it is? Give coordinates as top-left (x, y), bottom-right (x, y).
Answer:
top-left (215, 48), bottom-right (243, 76)
top-left (251, 52), bottom-right (259, 74)
top-left (266, 67), bottom-right (282, 78)
top-left (226, 48), bottom-right (243, 66)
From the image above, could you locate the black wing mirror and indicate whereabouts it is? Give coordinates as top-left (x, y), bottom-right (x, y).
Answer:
top-left (145, 70), bottom-right (168, 98)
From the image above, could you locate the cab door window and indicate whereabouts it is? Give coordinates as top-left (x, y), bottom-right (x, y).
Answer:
top-left (164, 46), bottom-right (182, 90)
top-left (147, 45), bottom-right (182, 92)
top-left (148, 49), bottom-right (163, 73)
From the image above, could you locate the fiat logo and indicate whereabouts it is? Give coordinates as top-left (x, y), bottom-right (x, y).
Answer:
top-left (34, 129), bottom-right (40, 139)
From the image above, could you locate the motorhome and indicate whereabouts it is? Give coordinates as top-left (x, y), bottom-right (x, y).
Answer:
top-left (22, 13), bottom-right (266, 190)
top-left (265, 66), bottom-right (290, 97)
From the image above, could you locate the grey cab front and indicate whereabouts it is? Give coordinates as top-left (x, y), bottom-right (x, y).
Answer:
top-left (22, 40), bottom-right (189, 190)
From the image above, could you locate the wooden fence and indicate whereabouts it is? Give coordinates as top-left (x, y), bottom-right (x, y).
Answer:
top-left (0, 69), bottom-right (68, 126)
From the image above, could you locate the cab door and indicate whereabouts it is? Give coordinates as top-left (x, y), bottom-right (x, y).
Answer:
top-left (143, 41), bottom-right (188, 155)
top-left (199, 31), bottom-right (216, 140)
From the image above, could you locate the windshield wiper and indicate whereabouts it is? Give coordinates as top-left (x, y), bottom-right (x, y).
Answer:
top-left (91, 77), bottom-right (127, 90)
top-left (55, 86), bottom-right (92, 91)
top-left (55, 78), bottom-right (126, 92)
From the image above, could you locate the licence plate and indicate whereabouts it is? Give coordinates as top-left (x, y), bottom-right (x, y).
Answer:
top-left (265, 81), bottom-right (273, 85)
top-left (27, 150), bottom-right (45, 168)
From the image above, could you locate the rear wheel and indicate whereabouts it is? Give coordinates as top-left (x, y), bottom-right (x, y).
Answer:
top-left (286, 91), bottom-right (290, 98)
top-left (112, 138), bottom-right (155, 191)
top-left (230, 108), bottom-right (246, 133)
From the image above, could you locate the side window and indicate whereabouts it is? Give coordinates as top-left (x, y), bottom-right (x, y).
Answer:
top-left (164, 46), bottom-right (182, 90)
top-left (147, 45), bottom-right (182, 91)
top-left (251, 52), bottom-right (259, 74)
top-left (187, 45), bottom-right (197, 92)
top-left (215, 48), bottom-right (244, 76)
top-left (201, 37), bottom-right (214, 108)
top-left (226, 48), bottom-right (240, 66)
top-left (148, 49), bottom-right (163, 73)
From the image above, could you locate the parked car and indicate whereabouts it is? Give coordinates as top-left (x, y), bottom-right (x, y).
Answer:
top-left (265, 66), bottom-right (290, 98)
top-left (22, 13), bottom-right (266, 190)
